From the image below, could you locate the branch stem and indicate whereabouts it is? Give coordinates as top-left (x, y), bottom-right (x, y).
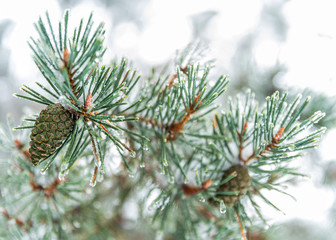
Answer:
top-left (236, 211), bottom-right (247, 240)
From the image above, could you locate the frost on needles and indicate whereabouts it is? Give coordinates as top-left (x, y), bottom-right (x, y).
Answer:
top-left (0, 10), bottom-right (326, 240)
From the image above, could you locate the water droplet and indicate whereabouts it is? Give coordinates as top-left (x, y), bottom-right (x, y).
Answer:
top-left (86, 188), bottom-right (93, 194)
top-left (140, 162), bottom-right (145, 168)
top-left (143, 144), bottom-right (149, 151)
top-left (130, 152), bottom-right (136, 158)
top-left (199, 197), bottom-right (205, 202)
top-left (148, 200), bottom-right (160, 211)
top-left (219, 201), bottom-right (226, 214)
top-left (128, 172), bottom-right (135, 178)
top-left (117, 116), bottom-right (125, 121)
top-left (95, 160), bottom-right (102, 168)
top-left (40, 169), bottom-right (46, 175)
top-left (73, 221), bottom-right (81, 228)
top-left (288, 144), bottom-right (295, 151)
top-left (58, 172), bottom-right (66, 181)
top-left (60, 163), bottom-right (69, 172)
top-left (155, 230), bottom-right (164, 240)
top-left (89, 180), bottom-right (96, 187)
top-left (163, 159), bottom-right (168, 167)
top-left (97, 172), bottom-right (104, 182)
top-left (169, 176), bottom-right (175, 184)
top-left (160, 169), bottom-right (165, 175)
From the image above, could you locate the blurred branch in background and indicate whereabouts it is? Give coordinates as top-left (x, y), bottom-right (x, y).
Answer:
top-left (0, 19), bottom-right (16, 125)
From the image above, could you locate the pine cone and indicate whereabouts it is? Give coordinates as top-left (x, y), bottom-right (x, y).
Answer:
top-left (215, 164), bottom-right (251, 207)
top-left (29, 104), bottom-right (74, 165)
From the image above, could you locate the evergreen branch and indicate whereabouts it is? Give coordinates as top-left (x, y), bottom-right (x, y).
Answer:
top-left (3, 10), bottom-right (330, 240)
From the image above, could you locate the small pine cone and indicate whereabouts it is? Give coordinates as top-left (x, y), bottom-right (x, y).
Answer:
top-left (29, 104), bottom-right (74, 165)
top-left (214, 164), bottom-right (251, 207)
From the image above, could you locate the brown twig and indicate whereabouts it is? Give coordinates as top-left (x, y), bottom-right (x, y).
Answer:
top-left (212, 115), bottom-right (219, 129)
top-left (88, 132), bottom-right (100, 165)
top-left (14, 139), bottom-right (31, 162)
top-left (167, 73), bottom-right (178, 89)
top-left (91, 166), bottom-right (98, 186)
top-left (244, 126), bottom-right (285, 165)
top-left (182, 179), bottom-right (212, 196)
top-left (13, 140), bottom-right (56, 202)
top-left (120, 68), bottom-right (131, 86)
top-left (167, 66), bottom-right (188, 89)
top-left (138, 116), bottom-right (160, 127)
top-left (236, 210), bottom-right (247, 240)
top-left (166, 90), bottom-right (204, 141)
top-left (2, 209), bottom-right (33, 232)
top-left (246, 229), bottom-right (268, 240)
top-left (116, 66), bottom-right (192, 141)
top-left (29, 172), bottom-right (63, 200)
top-left (84, 66), bottom-right (97, 85)
top-left (237, 121), bottom-right (248, 162)
top-left (84, 92), bottom-right (93, 111)
top-left (62, 48), bottom-right (79, 105)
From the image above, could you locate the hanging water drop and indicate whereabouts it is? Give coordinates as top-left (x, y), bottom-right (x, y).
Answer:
top-left (148, 203), bottom-right (154, 211)
top-left (128, 172), bottom-right (135, 178)
top-left (143, 144), bottom-right (149, 151)
top-left (73, 221), bottom-right (81, 228)
top-left (60, 162), bottom-right (69, 172)
top-left (95, 160), bottom-right (102, 168)
top-left (169, 176), bottom-right (175, 184)
top-left (97, 171), bottom-right (104, 182)
top-left (155, 230), bottom-right (164, 240)
top-left (130, 151), bottom-right (136, 158)
top-left (199, 197), bottom-right (205, 203)
top-left (163, 159), bottom-right (168, 167)
top-left (149, 200), bottom-right (159, 210)
top-left (58, 172), bottom-right (66, 181)
top-left (219, 201), bottom-right (226, 214)
top-left (117, 115), bottom-right (125, 121)
top-left (288, 144), bottom-right (295, 151)
top-left (40, 169), bottom-right (46, 175)
top-left (89, 180), bottom-right (97, 187)
top-left (140, 162), bottom-right (145, 168)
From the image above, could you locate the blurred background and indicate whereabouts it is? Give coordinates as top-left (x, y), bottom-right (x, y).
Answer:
top-left (1, 0), bottom-right (336, 239)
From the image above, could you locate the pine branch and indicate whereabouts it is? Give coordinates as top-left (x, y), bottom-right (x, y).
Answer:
top-left (147, 89), bottom-right (326, 239)
top-left (1, 10), bottom-right (329, 240)
top-left (0, 119), bottom-right (91, 238)
top-left (14, 12), bottom-right (148, 180)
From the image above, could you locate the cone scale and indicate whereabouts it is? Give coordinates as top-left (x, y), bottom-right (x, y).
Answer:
top-left (215, 164), bottom-right (251, 207)
top-left (29, 104), bottom-right (74, 165)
